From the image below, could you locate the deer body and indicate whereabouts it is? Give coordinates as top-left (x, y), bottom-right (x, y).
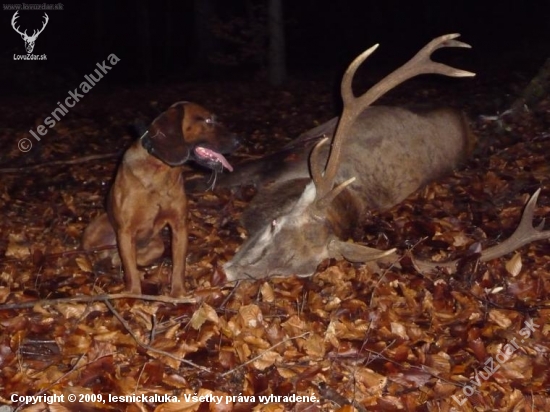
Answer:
top-left (319, 106), bottom-right (473, 210)
top-left (224, 34), bottom-right (550, 281)
top-left (224, 106), bottom-right (474, 279)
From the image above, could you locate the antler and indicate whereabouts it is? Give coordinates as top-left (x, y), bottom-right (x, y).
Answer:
top-left (30, 13), bottom-right (49, 40)
top-left (312, 33), bottom-right (476, 206)
top-left (11, 11), bottom-right (26, 37)
top-left (11, 11), bottom-right (48, 40)
top-left (412, 189), bottom-right (550, 274)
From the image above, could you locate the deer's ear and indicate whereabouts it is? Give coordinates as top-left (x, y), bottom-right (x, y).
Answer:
top-left (327, 238), bottom-right (396, 263)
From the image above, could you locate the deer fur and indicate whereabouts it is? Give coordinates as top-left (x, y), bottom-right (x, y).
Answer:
top-left (223, 34), bottom-right (550, 281)
top-left (224, 107), bottom-right (475, 279)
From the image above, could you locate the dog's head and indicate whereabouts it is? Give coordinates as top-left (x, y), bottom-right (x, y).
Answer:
top-left (141, 101), bottom-right (239, 172)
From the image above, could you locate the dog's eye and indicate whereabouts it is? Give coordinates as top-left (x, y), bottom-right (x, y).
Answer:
top-left (205, 116), bottom-right (216, 125)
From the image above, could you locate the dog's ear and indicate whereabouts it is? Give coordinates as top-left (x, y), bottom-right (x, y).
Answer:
top-left (144, 103), bottom-right (190, 166)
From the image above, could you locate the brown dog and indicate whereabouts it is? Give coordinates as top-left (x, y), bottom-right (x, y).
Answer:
top-left (82, 101), bottom-right (238, 297)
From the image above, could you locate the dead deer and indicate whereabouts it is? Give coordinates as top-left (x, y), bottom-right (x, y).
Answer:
top-left (223, 34), bottom-right (550, 280)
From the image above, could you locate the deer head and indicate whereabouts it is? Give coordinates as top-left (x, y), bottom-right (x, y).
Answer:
top-left (224, 34), bottom-right (476, 281)
top-left (12, 11), bottom-right (49, 54)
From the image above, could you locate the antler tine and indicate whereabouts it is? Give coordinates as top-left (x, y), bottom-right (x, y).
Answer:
top-left (309, 137), bottom-right (329, 184)
top-left (312, 44), bottom-right (379, 199)
top-left (341, 43), bottom-right (380, 107)
top-left (314, 34), bottom-right (475, 203)
top-left (412, 189), bottom-right (550, 275)
top-left (40, 13), bottom-right (49, 31)
top-left (31, 13), bottom-right (49, 39)
top-left (11, 11), bottom-right (26, 36)
top-left (315, 177), bottom-right (356, 212)
top-left (479, 188), bottom-right (550, 262)
top-left (355, 33), bottom-right (475, 110)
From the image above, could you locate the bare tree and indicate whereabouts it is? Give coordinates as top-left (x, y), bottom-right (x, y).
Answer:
top-left (268, 0), bottom-right (287, 86)
top-left (193, 0), bottom-right (218, 74)
top-left (507, 57), bottom-right (550, 117)
top-left (136, 0), bottom-right (152, 81)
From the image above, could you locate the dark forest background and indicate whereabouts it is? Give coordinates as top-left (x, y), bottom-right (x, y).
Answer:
top-left (1, 0), bottom-right (549, 96)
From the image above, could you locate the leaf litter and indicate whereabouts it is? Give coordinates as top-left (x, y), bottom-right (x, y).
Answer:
top-left (0, 72), bottom-right (549, 411)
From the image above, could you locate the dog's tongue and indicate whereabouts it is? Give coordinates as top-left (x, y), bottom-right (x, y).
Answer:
top-left (195, 147), bottom-right (234, 172)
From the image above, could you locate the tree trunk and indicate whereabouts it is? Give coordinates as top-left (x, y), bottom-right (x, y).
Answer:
top-left (163, 0), bottom-right (173, 70)
top-left (268, 0), bottom-right (286, 86)
top-left (508, 57), bottom-right (550, 115)
top-left (136, 0), bottom-right (152, 81)
top-left (93, 1), bottom-right (104, 61)
top-left (193, 0), bottom-right (217, 74)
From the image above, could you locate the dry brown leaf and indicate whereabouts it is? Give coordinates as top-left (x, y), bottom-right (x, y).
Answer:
top-left (190, 303), bottom-right (219, 330)
top-left (390, 322), bottom-right (408, 340)
top-left (164, 323), bottom-right (181, 340)
top-left (282, 315), bottom-right (307, 336)
top-left (488, 309), bottom-right (513, 328)
top-left (243, 334), bottom-right (270, 349)
top-left (324, 320), bottom-right (339, 347)
top-left (234, 341), bottom-right (252, 362)
top-left (237, 304), bottom-right (263, 328)
top-left (0, 286), bottom-right (11, 303)
top-left (334, 405), bottom-right (355, 412)
top-left (303, 333), bottom-right (325, 359)
top-left (252, 404), bottom-right (285, 412)
top-left (93, 330), bottom-right (120, 342)
top-left (355, 368), bottom-right (387, 394)
top-left (252, 350), bottom-right (281, 370)
top-left (48, 404), bottom-right (72, 412)
top-left (425, 352), bottom-right (451, 374)
top-left (5, 233), bottom-right (31, 258)
top-left (53, 302), bottom-right (87, 319)
top-left (75, 255), bottom-right (93, 272)
top-left (505, 253), bottom-right (522, 277)
top-left (260, 281), bottom-right (275, 302)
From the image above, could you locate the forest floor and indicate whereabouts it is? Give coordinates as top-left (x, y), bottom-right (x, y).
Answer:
top-left (0, 62), bottom-right (549, 411)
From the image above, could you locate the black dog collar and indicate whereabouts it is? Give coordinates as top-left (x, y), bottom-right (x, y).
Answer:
top-left (140, 130), bottom-right (153, 153)
top-left (140, 130), bottom-right (191, 166)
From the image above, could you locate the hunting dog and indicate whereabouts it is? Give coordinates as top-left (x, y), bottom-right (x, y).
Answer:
top-left (82, 101), bottom-right (238, 297)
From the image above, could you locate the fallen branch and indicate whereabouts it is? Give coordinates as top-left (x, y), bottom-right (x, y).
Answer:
top-left (221, 332), bottom-right (310, 377)
top-left (0, 152), bottom-right (120, 174)
top-left (13, 353), bottom-right (113, 412)
top-left (103, 298), bottom-right (210, 372)
top-left (0, 292), bottom-right (196, 311)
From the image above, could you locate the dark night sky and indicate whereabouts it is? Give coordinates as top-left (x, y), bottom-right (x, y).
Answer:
top-left (1, 0), bottom-right (549, 94)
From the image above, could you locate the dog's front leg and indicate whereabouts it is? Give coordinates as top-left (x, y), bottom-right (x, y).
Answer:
top-left (169, 219), bottom-right (188, 297)
top-left (117, 228), bottom-right (142, 295)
